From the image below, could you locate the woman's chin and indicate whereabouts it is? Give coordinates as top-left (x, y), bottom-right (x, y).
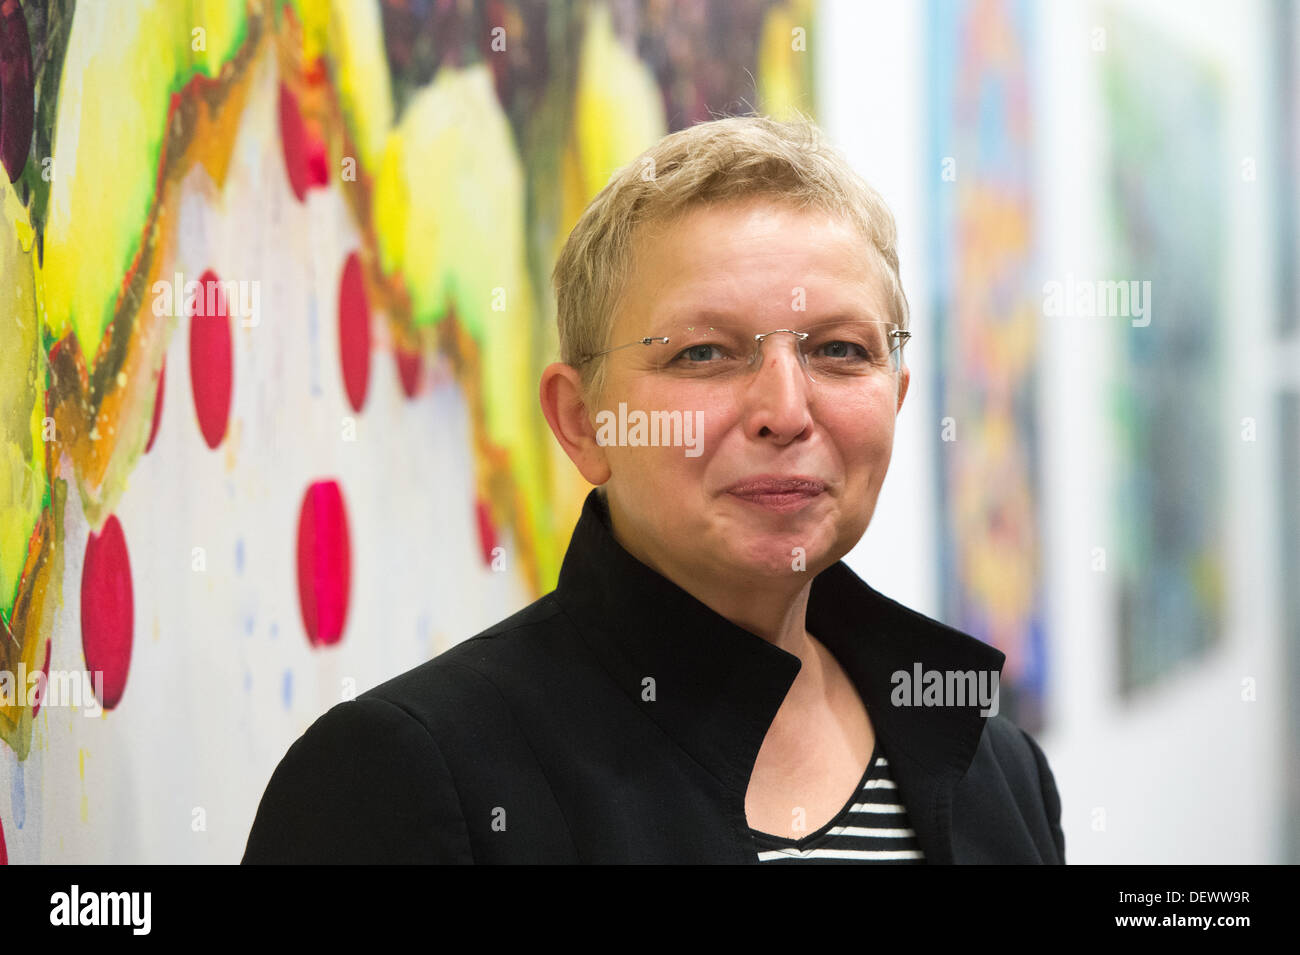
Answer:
top-left (723, 536), bottom-right (834, 579)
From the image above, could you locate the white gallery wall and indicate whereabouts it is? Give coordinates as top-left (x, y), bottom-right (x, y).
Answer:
top-left (823, 0), bottom-right (1286, 863)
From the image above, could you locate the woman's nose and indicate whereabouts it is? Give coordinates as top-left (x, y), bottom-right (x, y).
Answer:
top-left (738, 334), bottom-right (814, 441)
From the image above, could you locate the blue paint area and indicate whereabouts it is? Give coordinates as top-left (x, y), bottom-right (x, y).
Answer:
top-left (234, 538), bottom-right (245, 574)
top-left (281, 669), bottom-right (293, 709)
top-left (244, 669), bottom-right (252, 693)
top-left (243, 614), bottom-right (255, 636)
top-left (270, 621), bottom-right (278, 640)
top-left (11, 762), bottom-right (24, 829)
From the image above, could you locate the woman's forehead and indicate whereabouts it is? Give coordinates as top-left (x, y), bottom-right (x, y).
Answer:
top-left (639, 197), bottom-right (862, 250)
top-left (604, 200), bottom-right (896, 350)
top-left (631, 205), bottom-right (878, 289)
top-left (623, 240), bottom-right (891, 328)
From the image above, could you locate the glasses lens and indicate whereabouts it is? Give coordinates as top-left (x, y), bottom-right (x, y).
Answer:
top-left (653, 323), bottom-right (756, 373)
top-left (645, 321), bottom-right (901, 379)
top-left (796, 320), bottom-right (897, 376)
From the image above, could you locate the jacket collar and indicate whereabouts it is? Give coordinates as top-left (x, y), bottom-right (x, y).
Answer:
top-left (553, 488), bottom-right (1005, 863)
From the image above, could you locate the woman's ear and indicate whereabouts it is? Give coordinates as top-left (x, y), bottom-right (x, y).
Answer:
top-left (539, 362), bottom-right (612, 486)
top-left (896, 364), bottom-right (910, 415)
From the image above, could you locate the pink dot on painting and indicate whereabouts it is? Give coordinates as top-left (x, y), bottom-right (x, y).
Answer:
top-left (80, 514), bottom-right (133, 710)
top-left (145, 357), bottom-right (165, 453)
top-left (279, 81), bottom-right (328, 202)
top-left (0, 0), bottom-right (34, 184)
top-left (279, 82), bottom-right (310, 201)
top-left (395, 346), bottom-right (422, 399)
top-left (306, 139), bottom-right (328, 189)
top-left (0, 814), bottom-right (6, 865)
top-left (31, 638), bottom-right (51, 716)
top-left (475, 497), bottom-right (498, 567)
top-left (296, 480), bottom-right (351, 647)
top-left (188, 269), bottom-right (233, 450)
top-left (338, 252), bottom-right (371, 412)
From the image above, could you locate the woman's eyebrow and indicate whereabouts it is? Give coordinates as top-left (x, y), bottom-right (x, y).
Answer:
top-left (658, 306), bottom-right (884, 328)
top-left (657, 306), bottom-right (737, 325)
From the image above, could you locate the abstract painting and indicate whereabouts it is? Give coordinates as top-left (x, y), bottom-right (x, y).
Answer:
top-left (1102, 6), bottom-right (1226, 695)
top-left (0, 0), bottom-right (816, 862)
top-left (926, 0), bottom-right (1046, 732)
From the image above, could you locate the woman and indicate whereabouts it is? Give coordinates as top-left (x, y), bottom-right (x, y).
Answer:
top-left (243, 114), bottom-right (1065, 864)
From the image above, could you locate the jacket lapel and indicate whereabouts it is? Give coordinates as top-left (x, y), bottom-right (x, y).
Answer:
top-left (557, 488), bottom-right (1006, 863)
top-left (806, 561), bottom-right (1006, 865)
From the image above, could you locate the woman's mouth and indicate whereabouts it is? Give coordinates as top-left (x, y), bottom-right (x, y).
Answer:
top-left (725, 477), bottom-right (826, 512)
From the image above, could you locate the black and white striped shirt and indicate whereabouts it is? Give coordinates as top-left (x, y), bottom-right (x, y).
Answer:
top-left (750, 746), bottom-right (926, 863)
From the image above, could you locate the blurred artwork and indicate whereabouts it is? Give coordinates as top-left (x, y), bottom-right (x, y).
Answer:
top-left (1102, 8), bottom-right (1227, 694)
top-left (926, 0), bottom-right (1047, 732)
top-left (0, 0), bottom-right (816, 862)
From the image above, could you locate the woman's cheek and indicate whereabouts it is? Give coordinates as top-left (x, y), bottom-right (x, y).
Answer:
top-left (835, 392), bottom-right (892, 445)
top-left (685, 394), bottom-right (731, 460)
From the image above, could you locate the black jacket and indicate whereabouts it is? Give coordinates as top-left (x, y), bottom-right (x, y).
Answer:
top-left (243, 489), bottom-right (1066, 863)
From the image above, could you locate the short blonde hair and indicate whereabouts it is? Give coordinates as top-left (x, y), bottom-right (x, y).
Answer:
top-left (551, 112), bottom-right (910, 405)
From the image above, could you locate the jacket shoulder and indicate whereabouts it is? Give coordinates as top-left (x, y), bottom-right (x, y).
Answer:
top-left (242, 695), bottom-right (474, 864)
top-left (243, 593), bottom-right (594, 864)
top-left (975, 715), bottom-right (1067, 864)
top-left (360, 592), bottom-right (569, 705)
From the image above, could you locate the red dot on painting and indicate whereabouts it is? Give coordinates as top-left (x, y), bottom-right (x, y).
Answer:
top-left (296, 480), bottom-right (351, 647)
top-left (475, 497), bottom-right (498, 567)
top-left (31, 638), bottom-right (51, 716)
top-left (0, 0), bottom-right (34, 183)
top-left (0, 813), bottom-right (6, 865)
top-left (307, 141), bottom-right (329, 189)
top-left (80, 514), bottom-right (133, 710)
top-left (278, 80), bottom-right (329, 202)
top-left (188, 269), bottom-right (233, 450)
top-left (145, 357), bottom-right (165, 453)
top-left (395, 346), bottom-right (422, 399)
top-left (338, 252), bottom-right (371, 412)
top-left (279, 82), bottom-right (309, 201)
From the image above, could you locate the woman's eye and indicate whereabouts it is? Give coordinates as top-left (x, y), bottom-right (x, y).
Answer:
top-left (678, 344), bottom-right (723, 362)
top-left (818, 341), bottom-right (869, 360)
